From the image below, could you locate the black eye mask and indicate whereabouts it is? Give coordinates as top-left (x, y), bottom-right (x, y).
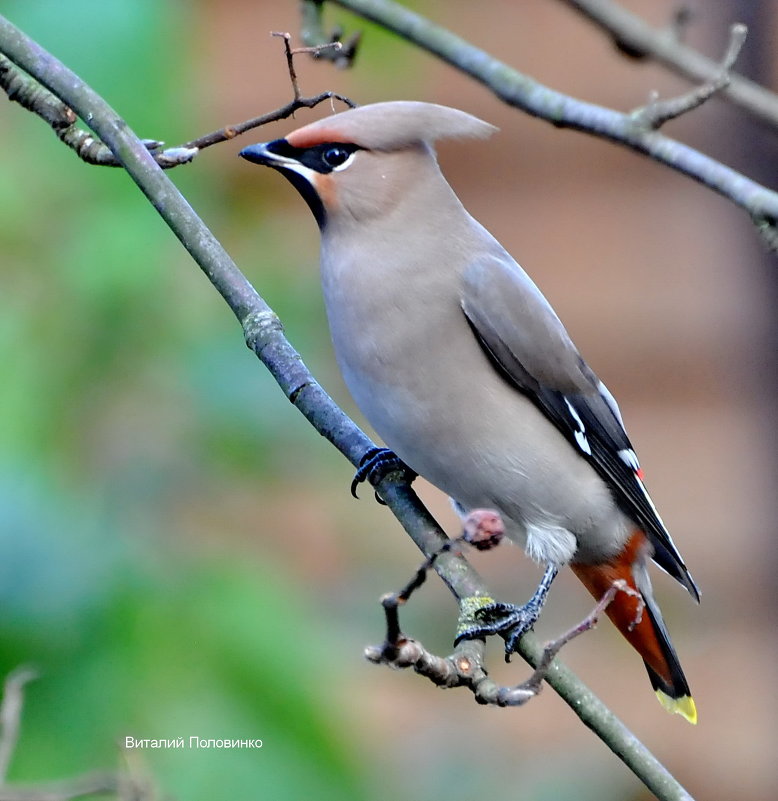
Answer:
top-left (265, 139), bottom-right (363, 173)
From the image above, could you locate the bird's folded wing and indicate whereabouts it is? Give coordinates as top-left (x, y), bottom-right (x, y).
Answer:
top-left (461, 255), bottom-right (699, 600)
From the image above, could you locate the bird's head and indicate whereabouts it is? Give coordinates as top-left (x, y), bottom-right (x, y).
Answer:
top-left (239, 101), bottom-right (496, 228)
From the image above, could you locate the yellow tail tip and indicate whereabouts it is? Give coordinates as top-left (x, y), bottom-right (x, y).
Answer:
top-left (655, 690), bottom-right (697, 724)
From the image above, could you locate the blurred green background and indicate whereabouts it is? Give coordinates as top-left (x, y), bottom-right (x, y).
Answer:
top-left (0, 1), bottom-right (373, 798)
top-left (0, 1), bottom-right (775, 800)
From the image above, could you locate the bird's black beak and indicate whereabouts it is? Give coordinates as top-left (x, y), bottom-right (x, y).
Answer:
top-left (239, 142), bottom-right (275, 166)
top-left (239, 138), bottom-right (326, 229)
top-left (239, 139), bottom-right (305, 171)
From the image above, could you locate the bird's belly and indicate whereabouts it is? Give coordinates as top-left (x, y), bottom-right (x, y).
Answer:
top-left (340, 354), bottom-right (631, 566)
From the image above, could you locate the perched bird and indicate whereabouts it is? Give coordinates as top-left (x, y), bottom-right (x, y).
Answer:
top-left (240, 101), bottom-right (699, 723)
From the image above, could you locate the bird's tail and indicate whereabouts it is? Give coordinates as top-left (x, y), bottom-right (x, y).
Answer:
top-left (571, 529), bottom-right (697, 724)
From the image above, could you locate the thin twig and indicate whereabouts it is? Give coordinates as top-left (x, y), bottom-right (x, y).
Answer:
top-left (116, 748), bottom-right (156, 801)
top-left (367, 512), bottom-right (641, 710)
top-left (0, 667), bottom-right (38, 784)
top-left (300, 0), bottom-right (361, 68)
top-left (631, 23), bottom-right (747, 130)
top-left (181, 90), bottom-right (355, 151)
top-left (180, 32), bottom-right (356, 151)
top-left (499, 581), bottom-right (633, 704)
top-left (271, 31), bottom-right (342, 100)
top-left (275, 29), bottom-right (304, 100)
top-left (559, 0), bottom-right (778, 131)
top-left (0, 772), bottom-right (119, 801)
top-left (368, 571), bottom-right (633, 708)
top-left (0, 668), bottom-right (120, 801)
top-left (376, 509), bottom-right (505, 658)
top-left (146, 31), bottom-right (357, 151)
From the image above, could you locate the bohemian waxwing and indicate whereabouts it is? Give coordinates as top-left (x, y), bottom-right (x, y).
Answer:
top-left (240, 101), bottom-right (699, 723)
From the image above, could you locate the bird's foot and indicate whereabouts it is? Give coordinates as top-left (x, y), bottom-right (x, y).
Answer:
top-left (455, 564), bottom-right (559, 661)
top-left (455, 598), bottom-right (543, 661)
top-left (350, 447), bottom-right (417, 503)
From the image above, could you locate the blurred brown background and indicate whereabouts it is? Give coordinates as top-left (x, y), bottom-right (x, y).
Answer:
top-left (0, 1), bottom-right (775, 799)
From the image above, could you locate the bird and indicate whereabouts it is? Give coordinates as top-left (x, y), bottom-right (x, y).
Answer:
top-left (239, 101), bottom-right (699, 723)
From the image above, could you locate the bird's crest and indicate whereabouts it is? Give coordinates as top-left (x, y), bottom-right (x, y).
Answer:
top-left (286, 101), bottom-right (497, 151)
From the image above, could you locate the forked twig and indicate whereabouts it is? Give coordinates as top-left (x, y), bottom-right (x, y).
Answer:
top-left (366, 511), bottom-right (641, 708)
top-left (559, 0), bottom-right (778, 131)
top-left (299, 0), bottom-right (361, 68)
top-left (161, 32), bottom-right (356, 152)
top-left (271, 31), bottom-right (341, 101)
top-left (631, 23), bottom-right (747, 130)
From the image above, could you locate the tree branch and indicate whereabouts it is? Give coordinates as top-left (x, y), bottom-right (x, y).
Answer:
top-left (368, 575), bottom-right (635, 708)
top-left (559, 0), bottom-right (778, 131)
top-left (630, 23), bottom-right (746, 130)
top-left (366, 511), bottom-right (641, 709)
top-left (0, 667), bottom-right (124, 801)
top-left (0, 13), bottom-right (693, 801)
top-left (180, 33), bottom-right (356, 151)
top-left (300, 0), bottom-right (361, 67)
top-left (0, 54), bottom-right (179, 166)
top-left (0, 773), bottom-right (119, 801)
top-left (0, 36), bottom-right (354, 167)
top-left (324, 0), bottom-right (778, 250)
top-left (0, 668), bottom-right (38, 785)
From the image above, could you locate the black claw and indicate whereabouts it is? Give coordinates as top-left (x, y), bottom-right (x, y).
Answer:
top-left (350, 447), bottom-right (416, 501)
top-left (350, 447), bottom-right (385, 498)
top-left (454, 564), bottom-right (559, 660)
top-left (501, 602), bottom-right (543, 661)
top-left (455, 600), bottom-right (540, 659)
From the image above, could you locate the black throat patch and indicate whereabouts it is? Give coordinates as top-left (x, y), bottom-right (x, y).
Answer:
top-left (262, 139), bottom-right (363, 229)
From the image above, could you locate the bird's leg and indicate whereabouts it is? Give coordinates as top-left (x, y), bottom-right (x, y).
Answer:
top-left (350, 447), bottom-right (417, 503)
top-left (455, 564), bottom-right (559, 662)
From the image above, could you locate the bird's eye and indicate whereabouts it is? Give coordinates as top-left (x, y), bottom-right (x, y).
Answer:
top-left (323, 146), bottom-right (350, 168)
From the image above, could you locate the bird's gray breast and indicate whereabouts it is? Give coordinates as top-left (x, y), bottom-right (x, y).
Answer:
top-left (318, 225), bottom-right (630, 566)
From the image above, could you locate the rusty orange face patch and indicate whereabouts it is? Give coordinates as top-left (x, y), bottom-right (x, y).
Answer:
top-left (313, 172), bottom-right (338, 213)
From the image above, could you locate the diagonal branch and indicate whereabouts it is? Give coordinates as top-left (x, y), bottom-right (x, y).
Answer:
top-left (559, 0), bottom-right (778, 131)
top-left (0, 13), bottom-right (693, 801)
top-left (323, 0), bottom-right (778, 250)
